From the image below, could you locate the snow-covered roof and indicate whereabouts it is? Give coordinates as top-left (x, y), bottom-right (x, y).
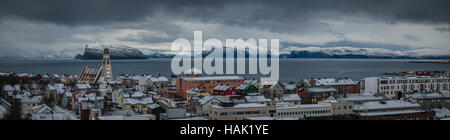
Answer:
top-left (3, 85), bottom-right (14, 91)
top-left (314, 78), bottom-right (358, 86)
top-left (236, 84), bottom-right (250, 90)
top-left (245, 96), bottom-right (271, 103)
top-left (281, 94), bottom-right (302, 101)
top-left (124, 97), bottom-right (153, 105)
top-left (77, 94), bottom-right (104, 103)
top-left (245, 80), bottom-right (258, 85)
top-left (130, 90), bottom-right (145, 98)
top-left (76, 84), bottom-right (91, 90)
top-left (197, 96), bottom-right (220, 105)
top-left (285, 84), bottom-right (297, 90)
top-left (354, 100), bottom-right (421, 111)
top-left (338, 93), bottom-right (387, 102)
top-left (404, 92), bottom-right (444, 100)
top-left (214, 85), bottom-right (233, 91)
top-left (21, 96), bottom-right (41, 103)
top-left (148, 104), bottom-right (160, 110)
top-left (433, 108), bottom-right (450, 118)
top-left (187, 88), bottom-right (202, 95)
top-left (183, 76), bottom-right (244, 82)
top-left (14, 84), bottom-right (21, 91)
top-left (32, 104), bottom-right (55, 114)
top-left (150, 77), bottom-right (169, 82)
top-left (359, 110), bottom-right (425, 116)
top-left (308, 87), bottom-right (337, 93)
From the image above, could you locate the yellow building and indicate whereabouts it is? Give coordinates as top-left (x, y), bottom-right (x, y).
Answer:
top-left (186, 88), bottom-right (211, 104)
top-left (123, 97), bottom-right (154, 114)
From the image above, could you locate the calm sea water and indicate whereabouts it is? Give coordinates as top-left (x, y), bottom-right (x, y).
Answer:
top-left (0, 59), bottom-right (448, 82)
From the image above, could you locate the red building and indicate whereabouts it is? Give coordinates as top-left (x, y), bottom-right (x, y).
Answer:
top-left (176, 76), bottom-right (245, 99)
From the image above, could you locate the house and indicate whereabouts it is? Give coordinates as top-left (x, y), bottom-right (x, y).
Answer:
top-left (280, 94), bottom-right (302, 105)
top-left (259, 82), bottom-right (285, 99)
top-left (191, 96), bottom-right (229, 114)
top-left (20, 95), bottom-right (42, 119)
top-left (300, 87), bottom-right (336, 104)
top-left (74, 93), bottom-right (104, 120)
top-left (139, 75), bottom-right (170, 93)
top-left (300, 78), bottom-right (360, 95)
top-left (186, 88), bottom-right (211, 105)
top-left (31, 104), bottom-right (78, 120)
top-left (213, 85), bottom-right (237, 96)
top-left (236, 84), bottom-right (259, 96)
top-left (123, 97), bottom-right (154, 114)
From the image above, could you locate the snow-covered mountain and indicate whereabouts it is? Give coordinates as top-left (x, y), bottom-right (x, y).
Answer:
top-left (280, 47), bottom-right (450, 59)
top-left (79, 43), bottom-right (147, 60)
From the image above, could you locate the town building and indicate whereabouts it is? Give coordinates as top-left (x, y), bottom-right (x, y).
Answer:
top-left (354, 100), bottom-right (435, 120)
top-left (319, 97), bottom-right (354, 116)
top-left (259, 82), bottom-right (285, 99)
top-left (236, 84), bottom-right (259, 96)
top-left (191, 96), bottom-right (230, 114)
top-left (209, 102), bottom-right (276, 120)
top-left (300, 78), bottom-right (360, 95)
top-left (401, 92), bottom-right (450, 109)
top-left (138, 75), bottom-right (170, 93)
top-left (300, 87), bottom-right (336, 104)
top-left (176, 76), bottom-right (245, 98)
top-left (275, 102), bottom-right (332, 119)
top-left (31, 104), bottom-right (78, 120)
top-left (362, 76), bottom-right (450, 98)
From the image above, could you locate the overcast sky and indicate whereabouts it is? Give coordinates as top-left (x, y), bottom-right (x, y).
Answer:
top-left (0, 0), bottom-right (449, 59)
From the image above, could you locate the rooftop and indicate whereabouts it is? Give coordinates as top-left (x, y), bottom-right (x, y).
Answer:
top-left (245, 96), bottom-right (271, 103)
top-left (359, 109), bottom-right (425, 116)
top-left (308, 87), bottom-right (337, 93)
top-left (281, 94), bottom-right (302, 101)
top-left (354, 100), bottom-right (421, 111)
top-left (124, 97), bottom-right (154, 105)
top-left (404, 92), bottom-right (444, 99)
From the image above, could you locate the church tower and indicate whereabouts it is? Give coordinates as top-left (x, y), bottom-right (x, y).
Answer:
top-left (102, 48), bottom-right (113, 82)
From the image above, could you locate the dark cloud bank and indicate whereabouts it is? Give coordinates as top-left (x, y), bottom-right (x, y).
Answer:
top-left (1, 0), bottom-right (450, 26)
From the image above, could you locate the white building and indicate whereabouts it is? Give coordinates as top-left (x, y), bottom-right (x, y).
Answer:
top-left (362, 76), bottom-right (450, 98)
top-left (276, 102), bottom-right (332, 119)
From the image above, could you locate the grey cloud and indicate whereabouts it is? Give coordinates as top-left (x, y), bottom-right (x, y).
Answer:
top-left (1, 0), bottom-right (450, 27)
